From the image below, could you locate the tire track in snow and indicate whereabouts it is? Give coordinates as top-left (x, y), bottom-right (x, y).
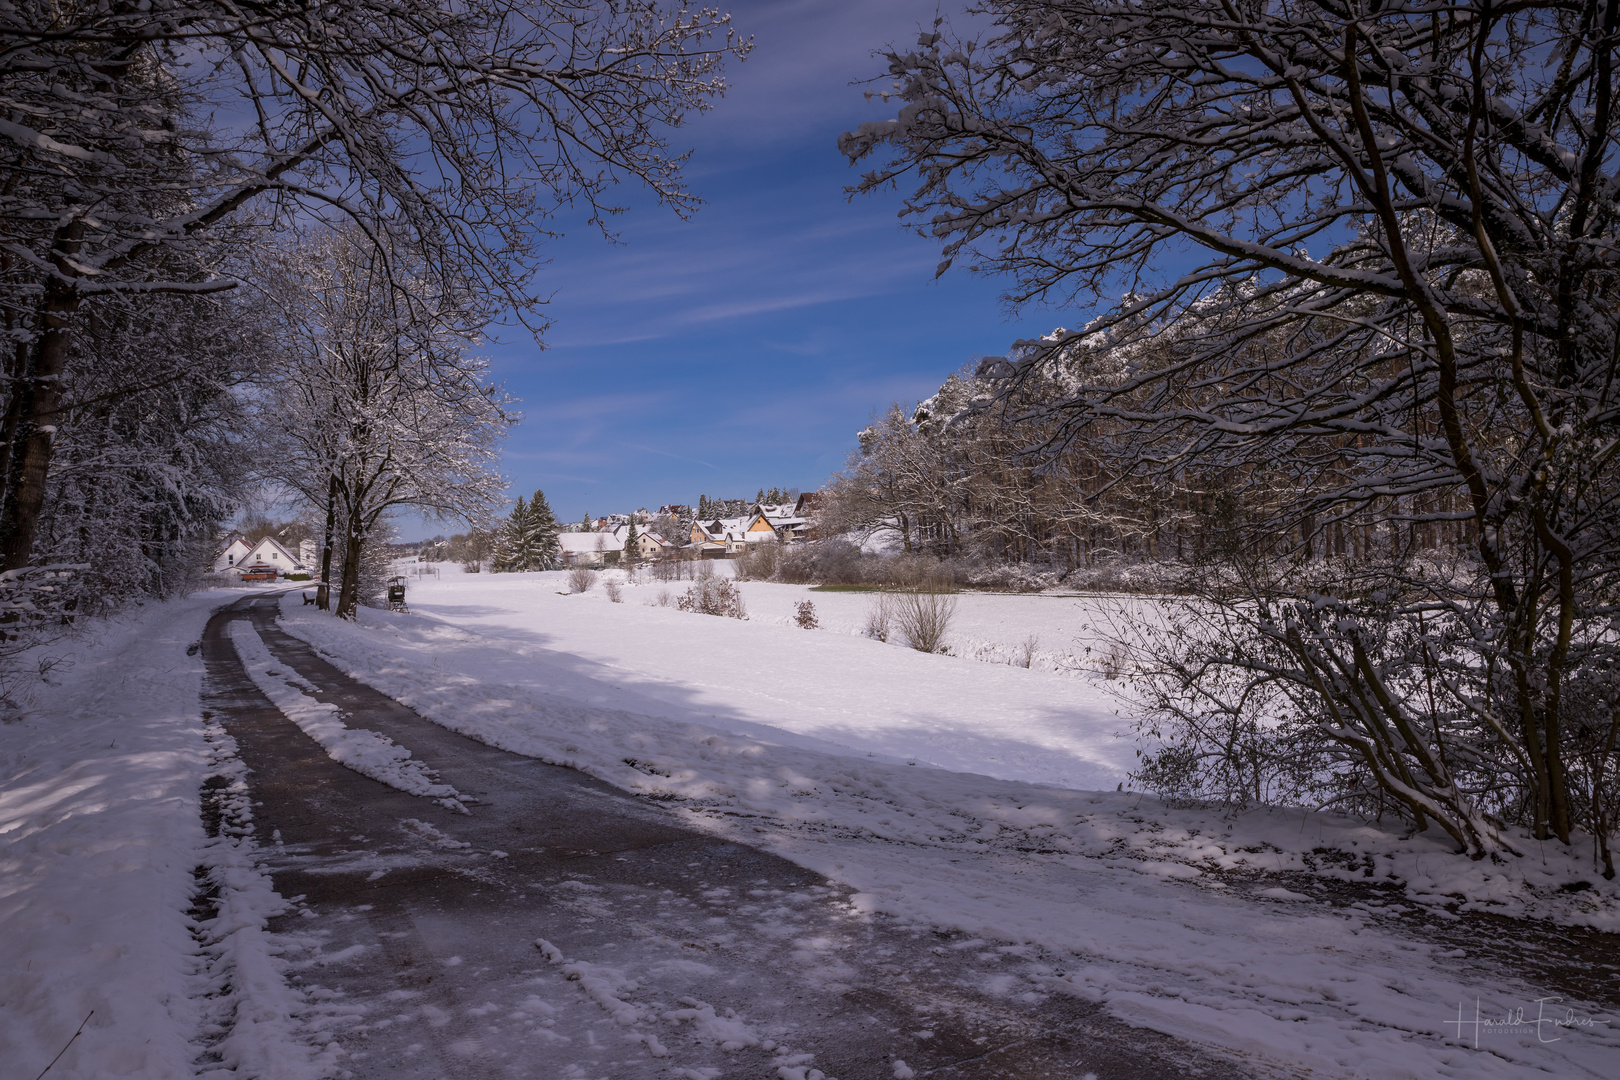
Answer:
top-left (228, 619), bottom-right (468, 813)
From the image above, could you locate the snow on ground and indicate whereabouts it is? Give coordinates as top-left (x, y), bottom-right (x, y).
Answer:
top-left (0, 586), bottom-right (331, 1080)
top-left (381, 563), bottom-right (1140, 792)
top-left (276, 565), bottom-right (1620, 1079)
top-left (228, 620), bottom-right (467, 812)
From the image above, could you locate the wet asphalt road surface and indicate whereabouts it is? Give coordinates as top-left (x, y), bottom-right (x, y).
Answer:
top-left (198, 596), bottom-right (1262, 1080)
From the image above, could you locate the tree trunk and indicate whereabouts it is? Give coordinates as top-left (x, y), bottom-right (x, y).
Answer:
top-left (336, 515), bottom-right (365, 620)
top-left (317, 472), bottom-right (338, 611)
top-left (1, 225), bottom-right (85, 571)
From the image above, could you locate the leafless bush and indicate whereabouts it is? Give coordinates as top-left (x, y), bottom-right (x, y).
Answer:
top-left (656, 588), bottom-right (673, 607)
top-left (794, 599), bottom-right (819, 629)
top-left (568, 565), bottom-right (596, 593)
top-left (863, 593), bottom-right (894, 642)
top-left (651, 556), bottom-right (687, 582)
top-left (733, 541), bottom-right (780, 581)
top-left (604, 580), bottom-right (622, 603)
top-left (1100, 642), bottom-right (1128, 681)
top-left (695, 559), bottom-right (715, 582)
top-left (1018, 634), bottom-right (1039, 669)
top-left (893, 581), bottom-right (956, 653)
top-left (677, 578), bottom-right (746, 619)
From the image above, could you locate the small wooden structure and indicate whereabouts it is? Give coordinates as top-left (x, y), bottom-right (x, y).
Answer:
top-left (386, 575), bottom-right (409, 613)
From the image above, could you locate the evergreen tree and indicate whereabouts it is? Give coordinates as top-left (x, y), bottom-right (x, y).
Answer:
top-left (492, 496), bottom-right (527, 572)
top-left (623, 517), bottom-right (640, 564)
top-left (698, 494), bottom-right (708, 518)
top-left (524, 489), bottom-right (561, 569)
top-left (581, 511), bottom-right (592, 532)
top-left (493, 490), bottom-right (562, 571)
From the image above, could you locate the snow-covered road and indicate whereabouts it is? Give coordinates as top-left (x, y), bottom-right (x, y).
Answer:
top-left (214, 596), bottom-right (1245, 1079)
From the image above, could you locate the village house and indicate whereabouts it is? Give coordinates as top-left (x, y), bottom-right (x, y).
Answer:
top-left (686, 501), bottom-right (812, 557)
top-left (557, 526), bottom-right (673, 567)
top-left (214, 534), bottom-right (307, 579)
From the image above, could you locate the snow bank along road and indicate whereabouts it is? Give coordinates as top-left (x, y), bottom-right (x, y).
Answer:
top-left (202, 595), bottom-right (1253, 1079)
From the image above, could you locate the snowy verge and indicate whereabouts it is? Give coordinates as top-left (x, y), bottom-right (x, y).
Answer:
top-left (227, 619), bottom-right (466, 813)
top-left (0, 590), bottom-right (331, 1080)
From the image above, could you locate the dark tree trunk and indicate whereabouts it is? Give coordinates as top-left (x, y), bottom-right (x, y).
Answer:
top-left (1, 225), bottom-right (85, 571)
top-left (336, 517), bottom-right (364, 620)
top-left (318, 472), bottom-right (338, 611)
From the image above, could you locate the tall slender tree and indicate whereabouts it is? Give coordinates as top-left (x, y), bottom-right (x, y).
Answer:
top-left (624, 517), bottom-right (641, 564)
top-left (256, 229), bottom-right (511, 619)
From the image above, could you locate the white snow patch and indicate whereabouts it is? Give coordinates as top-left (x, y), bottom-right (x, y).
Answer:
top-left (665, 998), bottom-right (763, 1050)
top-left (228, 619), bottom-right (465, 811)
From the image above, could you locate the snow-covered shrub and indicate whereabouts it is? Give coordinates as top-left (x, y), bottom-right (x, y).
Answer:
top-left (794, 599), bottom-right (818, 629)
top-left (893, 583), bottom-right (956, 653)
top-left (568, 565), bottom-right (596, 593)
top-left (732, 540), bottom-right (780, 581)
top-left (604, 580), bottom-right (623, 603)
top-left (955, 560), bottom-right (1064, 593)
top-left (773, 540), bottom-right (863, 585)
top-left (1018, 634), bottom-right (1039, 668)
top-left (655, 589), bottom-right (673, 607)
top-left (694, 559), bottom-right (716, 583)
top-left (862, 593), bottom-right (894, 642)
top-left (0, 567), bottom-right (79, 710)
top-left (677, 578), bottom-right (745, 619)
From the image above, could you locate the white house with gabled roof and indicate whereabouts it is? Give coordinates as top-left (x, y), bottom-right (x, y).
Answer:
top-left (215, 534), bottom-right (306, 578)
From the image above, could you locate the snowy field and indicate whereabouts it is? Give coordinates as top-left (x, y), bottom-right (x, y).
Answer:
top-left (275, 565), bottom-right (1620, 1079)
top-left (381, 563), bottom-right (1143, 792)
top-left (4, 571), bottom-right (1619, 1079)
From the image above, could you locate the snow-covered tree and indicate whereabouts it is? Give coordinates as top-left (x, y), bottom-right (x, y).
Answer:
top-left (847, 1), bottom-right (1620, 863)
top-left (495, 489), bottom-right (561, 572)
top-left (0, 0), bottom-right (746, 574)
top-left (623, 518), bottom-right (640, 564)
top-left (255, 228), bottom-right (512, 619)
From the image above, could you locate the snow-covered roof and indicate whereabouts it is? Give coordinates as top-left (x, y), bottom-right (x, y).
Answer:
top-left (692, 516), bottom-right (749, 541)
top-left (243, 535), bottom-right (303, 567)
top-left (557, 532), bottom-right (616, 554)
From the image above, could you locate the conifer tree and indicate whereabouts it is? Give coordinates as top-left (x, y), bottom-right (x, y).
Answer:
top-left (581, 511), bottom-right (592, 532)
top-left (524, 489), bottom-right (561, 569)
top-left (493, 496), bottom-right (528, 572)
top-left (624, 517), bottom-right (640, 564)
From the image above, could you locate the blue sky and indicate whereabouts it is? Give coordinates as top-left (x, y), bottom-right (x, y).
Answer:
top-left (424, 0), bottom-right (1056, 538)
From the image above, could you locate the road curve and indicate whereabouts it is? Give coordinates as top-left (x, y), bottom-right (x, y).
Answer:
top-left (199, 594), bottom-right (1258, 1080)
